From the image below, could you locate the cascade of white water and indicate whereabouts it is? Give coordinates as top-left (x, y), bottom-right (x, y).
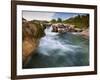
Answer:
top-left (44, 26), bottom-right (58, 36)
top-left (38, 26), bottom-right (81, 56)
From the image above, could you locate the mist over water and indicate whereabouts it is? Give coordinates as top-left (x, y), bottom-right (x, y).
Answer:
top-left (24, 26), bottom-right (89, 68)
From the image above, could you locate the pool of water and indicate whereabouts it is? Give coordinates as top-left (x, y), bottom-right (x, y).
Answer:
top-left (23, 26), bottom-right (89, 69)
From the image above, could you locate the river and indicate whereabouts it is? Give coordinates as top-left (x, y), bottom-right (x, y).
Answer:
top-left (23, 26), bottom-right (89, 68)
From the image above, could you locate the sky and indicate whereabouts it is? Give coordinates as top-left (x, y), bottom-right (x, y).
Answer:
top-left (22, 11), bottom-right (86, 21)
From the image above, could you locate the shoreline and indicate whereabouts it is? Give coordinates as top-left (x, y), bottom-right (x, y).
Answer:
top-left (71, 32), bottom-right (89, 39)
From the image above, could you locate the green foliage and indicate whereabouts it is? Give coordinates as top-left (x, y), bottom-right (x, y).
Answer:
top-left (57, 18), bottom-right (62, 23)
top-left (50, 18), bottom-right (63, 23)
top-left (50, 19), bottom-right (56, 23)
top-left (63, 14), bottom-right (89, 29)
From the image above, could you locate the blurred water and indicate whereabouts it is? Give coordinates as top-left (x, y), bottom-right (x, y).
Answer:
top-left (23, 26), bottom-right (89, 68)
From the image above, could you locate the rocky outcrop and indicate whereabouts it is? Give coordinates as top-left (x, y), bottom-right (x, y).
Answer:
top-left (22, 18), bottom-right (45, 64)
top-left (51, 23), bottom-right (89, 39)
top-left (80, 29), bottom-right (89, 39)
top-left (52, 23), bottom-right (82, 33)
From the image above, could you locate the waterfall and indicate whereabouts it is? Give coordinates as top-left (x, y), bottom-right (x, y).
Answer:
top-left (44, 26), bottom-right (58, 36)
top-left (37, 26), bottom-right (81, 56)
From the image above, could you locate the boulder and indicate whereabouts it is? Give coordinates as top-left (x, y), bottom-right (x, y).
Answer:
top-left (81, 29), bottom-right (89, 39)
top-left (22, 19), bottom-right (45, 64)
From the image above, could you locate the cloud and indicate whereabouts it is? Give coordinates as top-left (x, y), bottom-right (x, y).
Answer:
top-left (22, 11), bottom-right (55, 21)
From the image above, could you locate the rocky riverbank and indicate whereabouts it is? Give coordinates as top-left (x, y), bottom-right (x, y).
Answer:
top-left (22, 18), bottom-right (46, 64)
top-left (52, 23), bottom-right (83, 33)
top-left (80, 29), bottom-right (89, 39)
top-left (51, 23), bottom-right (89, 39)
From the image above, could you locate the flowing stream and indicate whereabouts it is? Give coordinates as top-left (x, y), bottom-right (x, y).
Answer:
top-left (24, 26), bottom-right (89, 68)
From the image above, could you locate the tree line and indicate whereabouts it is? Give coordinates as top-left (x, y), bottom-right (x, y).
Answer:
top-left (50, 14), bottom-right (89, 29)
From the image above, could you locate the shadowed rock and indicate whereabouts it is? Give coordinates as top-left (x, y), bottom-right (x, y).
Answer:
top-left (22, 18), bottom-right (45, 64)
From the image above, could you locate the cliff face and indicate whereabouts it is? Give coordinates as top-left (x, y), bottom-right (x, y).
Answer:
top-left (22, 19), bottom-right (45, 64)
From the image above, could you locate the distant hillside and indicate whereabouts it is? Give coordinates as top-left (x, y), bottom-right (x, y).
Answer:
top-left (29, 20), bottom-right (49, 24)
top-left (63, 14), bottom-right (89, 29)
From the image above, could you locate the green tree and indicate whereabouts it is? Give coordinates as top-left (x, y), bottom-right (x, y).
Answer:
top-left (50, 19), bottom-right (56, 23)
top-left (57, 18), bottom-right (62, 23)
